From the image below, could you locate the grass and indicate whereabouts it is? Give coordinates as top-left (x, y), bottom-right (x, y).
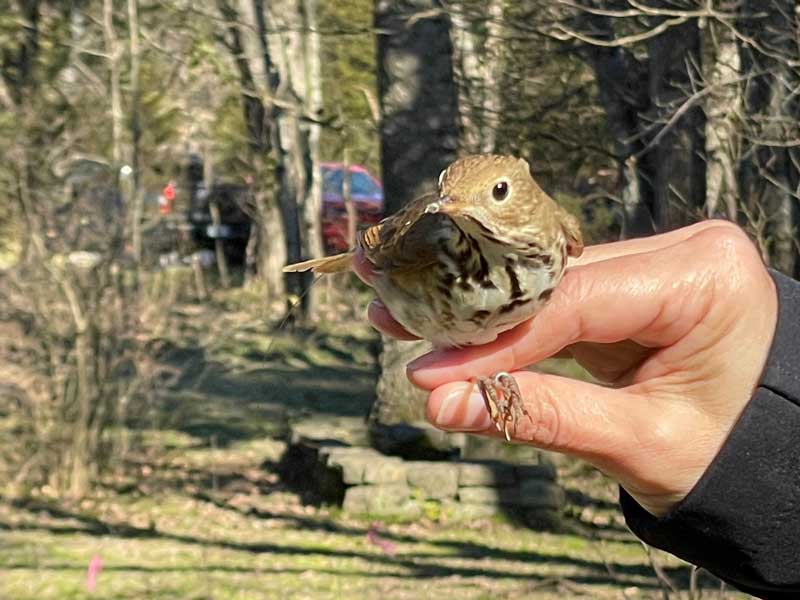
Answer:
top-left (0, 292), bottom-right (746, 599)
top-left (0, 475), bottom-right (698, 600)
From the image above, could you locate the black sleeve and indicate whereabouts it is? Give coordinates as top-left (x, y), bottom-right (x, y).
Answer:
top-left (620, 270), bottom-right (800, 599)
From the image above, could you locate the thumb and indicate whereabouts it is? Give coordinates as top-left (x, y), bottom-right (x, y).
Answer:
top-left (427, 371), bottom-right (645, 469)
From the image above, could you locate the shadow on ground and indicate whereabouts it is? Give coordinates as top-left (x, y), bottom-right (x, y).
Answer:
top-left (0, 301), bottom-right (739, 599)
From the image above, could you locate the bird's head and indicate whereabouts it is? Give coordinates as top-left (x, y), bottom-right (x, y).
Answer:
top-left (425, 154), bottom-right (546, 235)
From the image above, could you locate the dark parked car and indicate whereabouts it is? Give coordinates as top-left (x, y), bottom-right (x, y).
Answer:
top-left (321, 162), bottom-right (383, 253)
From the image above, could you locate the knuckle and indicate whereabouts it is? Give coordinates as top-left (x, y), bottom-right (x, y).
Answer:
top-left (691, 221), bottom-right (764, 285)
top-left (694, 220), bottom-right (753, 256)
top-left (522, 381), bottom-right (564, 449)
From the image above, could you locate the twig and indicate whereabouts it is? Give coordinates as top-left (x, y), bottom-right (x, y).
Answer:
top-left (552, 16), bottom-right (689, 47)
top-left (642, 542), bottom-right (677, 599)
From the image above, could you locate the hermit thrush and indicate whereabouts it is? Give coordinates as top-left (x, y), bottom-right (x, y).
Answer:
top-left (285, 154), bottom-right (583, 440)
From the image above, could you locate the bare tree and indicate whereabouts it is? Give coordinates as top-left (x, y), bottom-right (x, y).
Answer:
top-left (127, 0), bottom-right (145, 264)
top-left (264, 0), bottom-right (325, 316)
top-left (737, 0), bottom-right (800, 275)
top-left (532, 0), bottom-right (798, 272)
top-left (217, 0), bottom-right (325, 319)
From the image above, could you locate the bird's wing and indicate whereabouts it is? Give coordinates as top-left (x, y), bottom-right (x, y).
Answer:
top-left (358, 193), bottom-right (443, 274)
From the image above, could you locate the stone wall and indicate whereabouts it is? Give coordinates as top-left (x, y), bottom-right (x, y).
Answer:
top-left (280, 417), bottom-right (564, 527)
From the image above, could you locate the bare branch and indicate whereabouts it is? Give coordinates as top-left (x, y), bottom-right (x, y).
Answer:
top-left (551, 15), bottom-right (689, 46)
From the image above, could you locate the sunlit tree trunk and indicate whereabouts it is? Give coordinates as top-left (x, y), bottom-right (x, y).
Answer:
top-left (265, 0), bottom-right (324, 318)
top-left (704, 23), bottom-right (741, 221)
top-left (449, 0), bottom-right (505, 154)
top-left (221, 0), bottom-right (323, 318)
top-left (217, 0), bottom-right (287, 301)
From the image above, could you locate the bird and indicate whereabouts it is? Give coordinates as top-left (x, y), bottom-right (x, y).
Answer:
top-left (284, 154), bottom-right (583, 440)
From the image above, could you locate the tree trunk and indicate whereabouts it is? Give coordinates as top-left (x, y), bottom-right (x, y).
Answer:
top-left (240, 0), bottom-right (324, 319)
top-left (704, 22), bottom-right (740, 221)
top-left (574, 7), bottom-right (706, 236)
top-left (253, 170), bottom-right (287, 301)
top-left (204, 151), bottom-right (230, 288)
top-left (375, 0), bottom-right (460, 213)
top-left (127, 0), bottom-right (145, 264)
top-left (217, 0), bottom-right (284, 299)
top-left (574, 16), bottom-right (655, 238)
top-left (449, 0), bottom-right (505, 154)
top-left (102, 0), bottom-right (123, 170)
top-left (372, 0), bottom-right (459, 425)
top-left (645, 17), bottom-right (706, 230)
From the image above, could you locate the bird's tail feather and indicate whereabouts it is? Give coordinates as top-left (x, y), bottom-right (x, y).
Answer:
top-left (282, 252), bottom-right (354, 274)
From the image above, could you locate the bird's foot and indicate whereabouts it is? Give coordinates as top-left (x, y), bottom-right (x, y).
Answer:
top-left (474, 372), bottom-right (530, 442)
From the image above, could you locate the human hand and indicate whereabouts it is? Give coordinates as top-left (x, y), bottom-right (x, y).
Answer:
top-left (355, 221), bottom-right (778, 516)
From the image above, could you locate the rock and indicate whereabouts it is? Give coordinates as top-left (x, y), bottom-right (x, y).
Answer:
top-left (325, 454), bottom-right (368, 485)
top-left (458, 461), bottom-right (516, 487)
top-left (458, 486), bottom-right (515, 506)
top-left (514, 463), bottom-right (557, 483)
top-left (362, 457), bottom-right (408, 484)
top-left (406, 462), bottom-right (459, 499)
top-left (289, 416), bottom-right (370, 447)
top-left (320, 447), bottom-right (407, 487)
top-left (439, 499), bottom-right (499, 521)
top-left (459, 435), bottom-right (542, 463)
top-left (522, 508), bottom-right (563, 531)
top-left (516, 479), bottom-right (566, 510)
top-left (343, 484), bottom-right (418, 519)
top-left (320, 445), bottom-right (382, 461)
top-left (369, 421), bottom-right (461, 460)
top-left (457, 481), bottom-right (564, 510)
top-left (342, 485), bottom-right (371, 513)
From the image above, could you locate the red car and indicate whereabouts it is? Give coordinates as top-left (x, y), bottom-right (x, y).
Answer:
top-left (321, 162), bottom-right (384, 253)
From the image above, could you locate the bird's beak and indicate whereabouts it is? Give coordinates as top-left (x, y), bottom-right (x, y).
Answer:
top-left (425, 195), bottom-right (456, 215)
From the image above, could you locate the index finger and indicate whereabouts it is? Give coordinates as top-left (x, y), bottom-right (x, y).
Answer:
top-left (568, 219), bottom-right (725, 268)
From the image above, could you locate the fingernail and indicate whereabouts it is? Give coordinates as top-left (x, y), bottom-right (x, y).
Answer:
top-left (434, 384), bottom-right (492, 431)
top-left (407, 350), bottom-right (443, 372)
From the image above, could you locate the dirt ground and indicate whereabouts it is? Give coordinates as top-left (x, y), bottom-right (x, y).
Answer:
top-left (0, 296), bottom-right (747, 599)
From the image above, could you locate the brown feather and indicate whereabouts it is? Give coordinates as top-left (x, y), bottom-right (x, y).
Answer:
top-left (282, 252), bottom-right (353, 274)
top-left (359, 192), bottom-right (442, 274)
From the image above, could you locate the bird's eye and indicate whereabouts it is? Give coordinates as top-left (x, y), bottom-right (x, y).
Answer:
top-left (492, 181), bottom-right (510, 202)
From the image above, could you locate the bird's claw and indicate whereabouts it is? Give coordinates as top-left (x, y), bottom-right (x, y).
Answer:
top-left (474, 372), bottom-right (530, 442)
